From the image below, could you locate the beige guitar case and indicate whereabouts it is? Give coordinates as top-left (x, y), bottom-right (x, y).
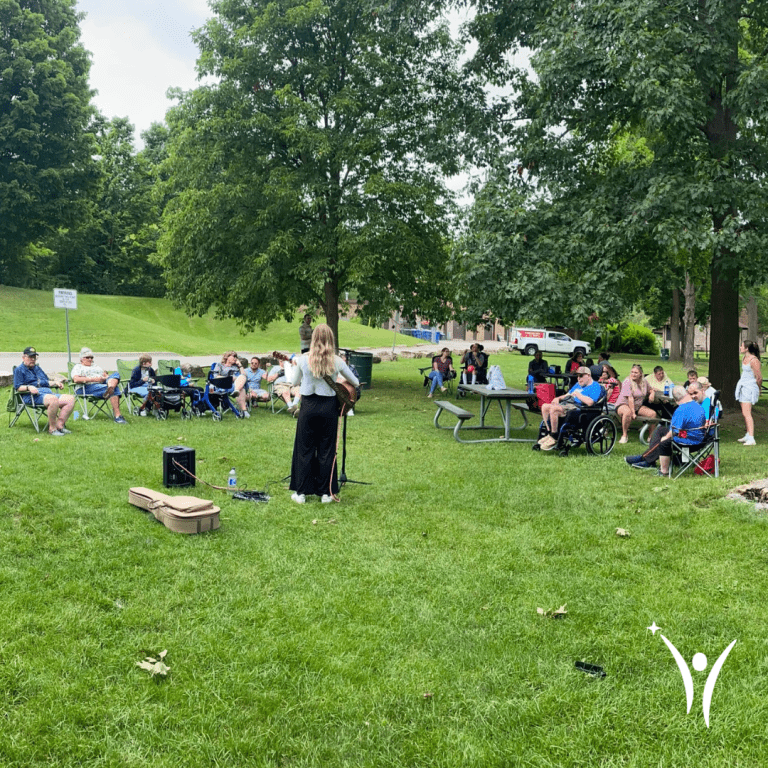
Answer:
top-left (129, 487), bottom-right (220, 534)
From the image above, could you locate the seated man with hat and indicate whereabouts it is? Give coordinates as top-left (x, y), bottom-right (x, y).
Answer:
top-left (13, 346), bottom-right (76, 436)
top-left (70, 347), bottom-right (126, 423)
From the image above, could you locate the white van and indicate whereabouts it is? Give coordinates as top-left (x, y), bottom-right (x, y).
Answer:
top-left (509, 328), bottom-right (590, 357)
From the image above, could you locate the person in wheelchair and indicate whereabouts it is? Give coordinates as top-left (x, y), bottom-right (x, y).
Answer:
top-left (624, 385), bottom-right (706, 474)
top-left (538, 367), bottom-right (603, 451)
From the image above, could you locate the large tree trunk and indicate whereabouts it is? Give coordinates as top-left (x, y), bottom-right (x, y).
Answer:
top-left (322, 279), bottom-right (341, 351)
top-left (709, 252), bottom-right (739, 408)
top-left (669, 288), bottom-right (681, 362)
top-left (747, 294), bottom-right (758, 339)
top-left (702, 2), bottom-right (740, 408)
top-left (683, 272), bottom-right (696, 370)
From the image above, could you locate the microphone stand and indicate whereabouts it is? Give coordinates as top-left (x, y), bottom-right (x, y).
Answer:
top-left (338, 410), bottom-right (370, 486)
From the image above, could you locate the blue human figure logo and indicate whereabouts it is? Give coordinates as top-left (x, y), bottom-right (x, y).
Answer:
top-left (649, 623), bottom-right (736, 728)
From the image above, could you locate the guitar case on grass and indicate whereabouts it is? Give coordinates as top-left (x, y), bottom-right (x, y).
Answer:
top-left (129, 487), bottom-right (220, 534)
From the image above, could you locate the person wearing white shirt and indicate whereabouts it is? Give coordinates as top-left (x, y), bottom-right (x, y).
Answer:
top-left (286, 324), bottom-right (359, 504)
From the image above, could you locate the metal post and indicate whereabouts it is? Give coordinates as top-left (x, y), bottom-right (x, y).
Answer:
top-left (65, 308), bottom-right (72, 365)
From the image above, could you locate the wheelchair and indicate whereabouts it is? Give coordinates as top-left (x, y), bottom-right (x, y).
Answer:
top-left (192, 365), bottom-right (243, 420)
top-left (139, 374), bottom-right (193, 420)
top-left (531, 386), bottom-right (617, 457)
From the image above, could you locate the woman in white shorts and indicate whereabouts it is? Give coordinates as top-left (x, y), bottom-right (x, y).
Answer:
top-left (735, 340), bottom-right (762, 446)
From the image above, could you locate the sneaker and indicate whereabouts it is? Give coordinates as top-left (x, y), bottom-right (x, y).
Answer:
top-left (114, 416), bottom-right (127, 424)
top-left (631, 460), bottom-right (656, 470)
top-left (291, 493), bottom-right (306, 504)
top-left (139, 410), bottom-right (148, 417)
top-left (242, 410), bottom-right (251, 419)
top-left (427, 393), bottom-right (433, 398)
top-left (321, 495), bottom-right (334, 504)
top-left (743, 435), bottom-right (756, 446)
top-left (618, 436), bottom-right (629, 444)
top-left (737, 434), bottom-right (749, 443)
top-left (655, 469), bottom-right (669, 477)
top-left (287, 403), bottom-right (298, 414)
top-left (440, 386), bottom-right (447, 393)
top-left (49, 429), bottom-right (65, 436)
top-left (58, 427), bottom-right (72, 434)
top-left (625, 454), bottom-right (644, 465)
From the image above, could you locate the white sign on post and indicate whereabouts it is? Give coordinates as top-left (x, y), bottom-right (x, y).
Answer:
top-left (54, 288), bottom-right (78, 310)
top-left (54, 288), bottom-right (77, 364)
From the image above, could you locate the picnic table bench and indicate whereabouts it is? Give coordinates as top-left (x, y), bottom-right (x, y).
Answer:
top-left (433, 385), bottom-right (536, 444)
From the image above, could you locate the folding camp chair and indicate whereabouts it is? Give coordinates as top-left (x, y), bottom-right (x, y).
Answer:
top-left (8, 367), bottom-right (48, 432)
top-left (157, 359), bottom-right (181, 376)
top-left (670, 391), bottom-right (721, 479)
top-left (68, 362), bottom-right (126, 421)
top-left (116, 358), bottom-right (143, 414)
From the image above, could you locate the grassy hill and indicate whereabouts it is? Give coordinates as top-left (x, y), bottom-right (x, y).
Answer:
top-left (0, 286), bottom-right (418, 354)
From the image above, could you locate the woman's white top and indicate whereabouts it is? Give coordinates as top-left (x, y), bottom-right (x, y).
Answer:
top-left (286, 354), bottom-right (359, 397)
top-left (735, 360), bottom-right (760, 404)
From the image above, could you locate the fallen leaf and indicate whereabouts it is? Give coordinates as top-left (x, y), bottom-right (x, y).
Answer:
top-left (537, 603), bottom-right (568, 619)
top-left (33, 438), bottom-right (39, 443)
top-left (616, 528), bottom-right (631, 538)
top-left (327, 519), bottom-right (337, 524)
top-left (136, 653), bottom-right (171, 677)
top-left (312, 519), bottom-right (318, 525)
top-left (423, 692), bottom-right (433, 698)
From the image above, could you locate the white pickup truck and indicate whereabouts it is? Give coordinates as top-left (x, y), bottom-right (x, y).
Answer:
top-left (509, 328), bottom-right (590, 357)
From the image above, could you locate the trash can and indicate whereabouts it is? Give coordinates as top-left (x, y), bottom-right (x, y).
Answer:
top-left (348, 350), bottom-right (373, 390)
top-left (660, 348), bottom-right (669, 360)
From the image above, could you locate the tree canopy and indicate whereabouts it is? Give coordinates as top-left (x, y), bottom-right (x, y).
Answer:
top-left (157, 0), bottom-right (480, 344)
top-left (0, 0), bottom-right (98, 284)
top-left (461, 0), bottom-right (768, 403)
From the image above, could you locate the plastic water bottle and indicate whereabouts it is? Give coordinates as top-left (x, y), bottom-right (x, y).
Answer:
top-left (228, 468), bottom-right (237, 489)
top-left (527, 374), bottom-right (534, 394)
top-left (664, 384), bottom-right (670, 397)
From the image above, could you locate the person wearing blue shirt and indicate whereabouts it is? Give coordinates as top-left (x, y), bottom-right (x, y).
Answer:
top-left (13, 346), bottom-right (76, 436)
top-left (244, 357), bottom-right (270, 406)
top-left (539, 367), bottom-right (603, 451)
top-left (625, 385), bottom-right (706, 474)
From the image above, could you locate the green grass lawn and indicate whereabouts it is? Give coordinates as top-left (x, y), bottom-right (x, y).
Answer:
top-left (0, 286), bottom-right (418, 355)
top-left (1, 349), bottom-right (767, 766)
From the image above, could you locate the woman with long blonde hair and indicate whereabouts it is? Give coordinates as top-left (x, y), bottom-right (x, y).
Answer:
top-left (286, 324), bottom-right (359, 504)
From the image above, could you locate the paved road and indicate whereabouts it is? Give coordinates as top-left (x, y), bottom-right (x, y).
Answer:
top-left (0, 341), bottom-right (512, 377)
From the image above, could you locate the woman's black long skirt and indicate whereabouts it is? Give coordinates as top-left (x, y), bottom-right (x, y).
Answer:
top-left (289, 394), bottom-right (339, 497)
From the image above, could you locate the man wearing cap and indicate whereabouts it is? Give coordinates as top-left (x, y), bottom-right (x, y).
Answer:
top-left (13, 347), bottom-right (76, 436)
top-left (538, 367), bottom-right (603, 451)
top-left (70, 348), bottom-right (126, 423)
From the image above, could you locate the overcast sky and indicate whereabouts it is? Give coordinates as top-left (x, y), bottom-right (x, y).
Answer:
top-left (76, 0), bottom-right (212, 147)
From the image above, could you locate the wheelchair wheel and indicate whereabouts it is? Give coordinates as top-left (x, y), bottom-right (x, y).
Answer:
top-left (181, 409), bottom-right (191, 420)
top-left (212, 411), bottom-right (223, 422)
top-left (155, 409), bottom-right (167, 421)
top-left (132, 406), bottom-right (141, 417)
top-left (585, 415), bottom-right (617, 456)
top-left (558, 447), bottom-right (570, 457)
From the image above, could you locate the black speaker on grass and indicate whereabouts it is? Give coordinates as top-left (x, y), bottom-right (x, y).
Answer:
top-left (163, 445), bottom-right (195, 487)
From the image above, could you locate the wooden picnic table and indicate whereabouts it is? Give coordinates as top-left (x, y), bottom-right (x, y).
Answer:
top-left (433, 384), bottom-right (536, 443)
